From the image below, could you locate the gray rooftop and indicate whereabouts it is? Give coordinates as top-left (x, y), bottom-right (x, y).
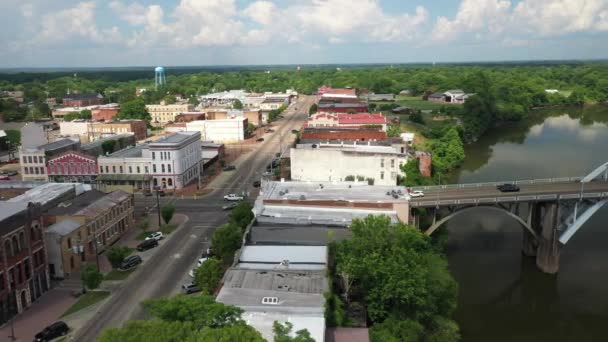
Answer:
top-left (47, 219), bottom-right (82, 236)
top-left (295, 144), bottom-right (404, 155)
top-left (237, 245), bottom-right (327, 271)
top-left (0, 202), bottom-right (27, 225)
top-left (107, 144), bottom-right (147, 158)
top-left (40, 138), bottom-right (79, 151)
top-left (83, 133), bottom-right (135, 149)
top-left (255, 206), bottom-right (399, 227)
top-left (260, 181), bottom-right (408, 202)
top-left (249, 224), bottom-right (351, 246)
top-left (217, 269), bottom-right (328, 312)
top-left (149, 132), bottom-right (198, 146)
top-left (8, 183), bottom-right (87, 211)
top-left (46, 190), bottom-right (106, 216)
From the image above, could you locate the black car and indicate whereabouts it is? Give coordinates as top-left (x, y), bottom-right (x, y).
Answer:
top-left (120, 255), bottom-right (142, 270)
top-left (265, 129), bottom-right (275, 133)
top-left (34, 321), bottom-right (69, 341)
top-left (253, 180), bottom-right (261, 188)
top-left (497, 184), bottom-right (520, 192)
top-left (256, 138), bottom-right (264, 142)
top-left (137, 238), bottom-right (158, 251)
top-left (223, 165), bottom-right (236, 171)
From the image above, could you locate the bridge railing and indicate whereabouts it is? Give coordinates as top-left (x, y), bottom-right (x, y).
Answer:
top-left (409, 192), bottom-right (608, 207)
top-left (411, 176), bottom-right (585, 191)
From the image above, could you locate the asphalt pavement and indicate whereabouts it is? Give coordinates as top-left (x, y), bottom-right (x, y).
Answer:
top-left (72, 96), bottom-right (314, 341)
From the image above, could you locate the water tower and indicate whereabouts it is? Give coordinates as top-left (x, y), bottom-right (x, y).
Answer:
top-left (155, 66), bottom-right (166, 90)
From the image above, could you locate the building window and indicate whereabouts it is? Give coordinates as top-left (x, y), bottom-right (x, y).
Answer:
top-left (152, 152), bottom-right (155, 160)
top-left (380, 171), bottom-right (385, 180)
top-left (113, 166), bottom-right (116, 173)
top-left (28, 156), bottom-right (32, 163)
top-left (106, 166), bottom-right (109, 173)
top-left (24, 168), bottom-right (29, 175)
top-left (137, 166), bottom-right (140, 173)
top-left (129, 166), bottom-right (132, 173)
top-left (153, 165), bottom-right (156, 173)
top-left (391, 159), bottom-right (395, 168)
top-left (119, 166), bottom-right (123, 173)
top-left (261, 297), bottom-right (279, 305)
top-left (22, 156), bottom-right (26, 163)
top-left (33, 156), bottom-right (38, 163)
top-left (380, 159), bottom-right (384, 168)
top-left (99, 166), bottom-right (103, 173)
top-left (67, 238), bottom-right (72, 249)
top-left (391, 172), bottom-right (397, 180)
top-left (34, 167), bottom-right (39, 175)
top-left (161, 164), bottom-right (165, 173)
top-left (168, 178), bottom-right (173, 187)
top-left (145, 166), bottom-right (149, 173)
top-left (167, 164), bottom-right (171, 173)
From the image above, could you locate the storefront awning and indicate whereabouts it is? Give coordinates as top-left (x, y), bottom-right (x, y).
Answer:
top-left (96, 174), bottom-right (151, 181)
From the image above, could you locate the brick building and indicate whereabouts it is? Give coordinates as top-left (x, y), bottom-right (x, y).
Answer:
top-left (91, 104), bottom-right (120, 121)
top-left (300, 128), bottom-right (387, 141)
top-left (47, 151), bottom-right (98, 183)
top-left (90, 120), bottom-right (147, 141)
top-left (0, 202), bottom-right (50, 325)
top-left (62, 93), bottom-right (104, 107)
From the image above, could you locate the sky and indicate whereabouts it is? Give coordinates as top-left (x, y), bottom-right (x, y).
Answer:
top-left (1, 0), bottom-right (608, 68)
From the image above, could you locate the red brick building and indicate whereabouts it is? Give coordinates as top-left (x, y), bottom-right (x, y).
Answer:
top-left (0, 202), bottom-right (50, 325)
top-left (301, 128), bottom-right (387, 141)
top-left (62, 93), bottom-right (104, 107)
top-left (91, 104), bottom-right (120, 121)
top-left (47, 151), bottom-right (98, 183)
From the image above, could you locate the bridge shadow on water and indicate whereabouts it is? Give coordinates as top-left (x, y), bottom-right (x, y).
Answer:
top-left (443, 207), bottom-right (608, 342)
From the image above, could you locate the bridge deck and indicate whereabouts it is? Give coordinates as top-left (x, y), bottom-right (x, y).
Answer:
top-left (409, 181), bottom-right (608, 207)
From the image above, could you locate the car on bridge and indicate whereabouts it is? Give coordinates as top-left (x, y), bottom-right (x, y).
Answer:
top-left (497, 184), bottom-right (520, 192)
top-left (224, 194), bottom-right (244, 201)
top-left (409, 190), bottom-right (425, 198)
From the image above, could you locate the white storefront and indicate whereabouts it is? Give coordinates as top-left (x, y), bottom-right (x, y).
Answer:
top-left (145, 131), bottom-right (202, 190)
top-left (171, 119), bottom-right (246, 143)
top-left (290, 144), bottom-right (408, 186)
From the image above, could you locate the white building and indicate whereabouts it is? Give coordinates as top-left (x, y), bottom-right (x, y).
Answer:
top-left (146, 104), bottom-right (194, 126)
top-left (97, 132), bottom-right (202, 191)
top-left (167, 119), bottom-right (247, 143)
top-left (59, 120), bottom-right (90, 139)
top-left (290, 143), bottom-right (408, 186)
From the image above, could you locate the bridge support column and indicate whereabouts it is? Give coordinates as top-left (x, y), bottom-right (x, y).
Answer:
top-left (522, 203), bottom-right (539, 257)
top-left (535, 202), bottom-right (561, 274)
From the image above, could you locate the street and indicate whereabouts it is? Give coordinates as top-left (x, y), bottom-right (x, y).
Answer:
top-left (72, 96), bottom-right (314, 341)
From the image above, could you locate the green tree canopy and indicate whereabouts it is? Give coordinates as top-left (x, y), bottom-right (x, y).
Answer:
top-left (229, 202), bottom-right (254, 229)
top-left (187, 324), bottom-right (265, 342)
top-left (161, 204), bottom-right (175, 225)
top-left (211, 223), bottom-right (243, 263)
top-left (99, 320), bottom-right (196, 342)
top-left (142, 295), bottom-right (244, 328)
top-left (81, 265), bottom-right (103, 290)
top-left (107, 246), bottom-right (132, 269)
top-left (233, 99), bottom-right (243, 109)
top-left (195, 257), bottom-right (223, 294)
top-left (273, 321), bottom-right (315, 342)
top-left (116, 98), bottom-right (151, 121)
top-left (429, 127), bottom-right (465, 175)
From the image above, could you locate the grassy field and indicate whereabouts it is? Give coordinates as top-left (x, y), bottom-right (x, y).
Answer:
top-left (61, 291), bottom-right (110, 317)
top-left (396, 95), bottom-right (456, 110)
top-left (104, 267), bottom-right (137, 281)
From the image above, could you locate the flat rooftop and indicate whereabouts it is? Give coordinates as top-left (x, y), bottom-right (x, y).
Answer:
top-left (8, 183), bottom-right (87, 209)
top-left (40, 138), bottom-right (79, 151)
top-left (255, 205), bottom-right (399, 226)
top-left (260, 181), bottom-right (408, 202)
top-left (47, 219), bottom-right (82, 236)
top-left (45, 190), bottom-right (106, 216)
top-left (106, 144), bottom-right (147, 158)
top-left (249, 223), bottom-right (351, 245)
top-left (295, 144), bottom-right (403, 155)
top-left (149, 131), bottom-right (198, 145)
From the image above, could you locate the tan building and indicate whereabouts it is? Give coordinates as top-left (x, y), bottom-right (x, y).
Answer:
top-left (206, 109), bottom-right (263, 126)
top-left (146, 104), bottom-right (194, 126)
top-left (90, 120), bottom-right (147, 141)
top-left (44, 190), bottom-right (134, 278)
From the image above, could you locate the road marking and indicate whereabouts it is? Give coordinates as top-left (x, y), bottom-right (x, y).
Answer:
top-left (190, 234), bottom-right (198, 239)
top-left (173, 253), bottom-right (181, 259)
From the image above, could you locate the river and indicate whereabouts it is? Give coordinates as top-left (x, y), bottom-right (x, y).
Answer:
top-left (445, 105), bottom-right (608, 342)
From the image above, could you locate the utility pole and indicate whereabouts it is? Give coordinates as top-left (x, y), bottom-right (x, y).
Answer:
top-left (155, 189), bottom-right (162, 226)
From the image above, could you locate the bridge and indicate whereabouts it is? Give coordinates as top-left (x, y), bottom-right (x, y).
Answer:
top-left (409, 162), bottom-right (608, 274)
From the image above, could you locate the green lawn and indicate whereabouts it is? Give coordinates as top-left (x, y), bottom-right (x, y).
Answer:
top-left (160, 224), bottom-right (177, 235)
top-left (136, 231), bottom-right (150, 240)
top-left (104, 267), bottom-right (137, 281)
top-left (395, 96), bottom-right (453, 110)
top-left (61, 291), bottom-right (110, 317)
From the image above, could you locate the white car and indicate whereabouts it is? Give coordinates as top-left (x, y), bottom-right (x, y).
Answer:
top-left (189, 269), bottom-right (196, 278)
top-left (409, 190), bottom-right (425, 198)
top-left (145, 232), bottom-right (164, 241)
top-left (197, 257), bottom-right (208, 267)
top-left (224, 194), bottom-right (244, 201)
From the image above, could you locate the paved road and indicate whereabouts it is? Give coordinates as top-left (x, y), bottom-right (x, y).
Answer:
top-left (73, 96), bottom-right (314, 341)
top-left (410, 181), bottom-right (608, 207)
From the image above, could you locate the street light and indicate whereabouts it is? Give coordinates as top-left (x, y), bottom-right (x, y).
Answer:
top-left (154, 187), bottom-right (162, 226)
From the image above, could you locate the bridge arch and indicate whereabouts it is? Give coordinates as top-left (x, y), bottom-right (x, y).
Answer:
top-left (424, 205), bottom-right (538, 239)
top-left (582, 161), bottom-right (608, 183)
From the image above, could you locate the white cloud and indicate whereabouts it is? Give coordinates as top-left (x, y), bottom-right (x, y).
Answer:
top-left (108, 1), bottom-right (148, 26)
top-left (243, 1), bottom-right (277, 26)
top-left (432, 0), bottom-right (608, 43)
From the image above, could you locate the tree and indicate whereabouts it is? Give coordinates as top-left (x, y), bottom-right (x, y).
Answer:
top-left (195, 257), bottom-right (223, 294)
top-left (334, 215), bottom-right (458, 325)
top-left (429, 128), bottom-right (465, 175)
top-left (188, 96), bottom-right (200, 106)
top-left (139, 218), bottom-right (149, 234)
top-left (401, 159), bottom-right (434, 187)
top-left (99, 320), bottom-right (196, 342)
top-left (233, 99), bottom-right (243, 109)
top-left (81, 265), bottom-right (103, 290)
top-left (5, 129), bottom-right (21, 147)
top-left (309, 103), bottom-right (318, 115)
top-left (273, 321), bottom-right (315, 342)
top-left (425, 317), bottom-right (460, 342)
top-left (229, 202), bottom-right (253, 229)
top-left (142, 295), bottom-right (244, 328)
top-left (107, 246), bottom-right (132, 269)
top-left (116, 98), bottom-right (151, 121)
top-left (386, 123), bottom-right (402, 137)
top-left (102, 140), bottom-right (117, 155)
top-left (163, 95), bottom-right (177, 104)
top-left (246, 123), bottom-right (257, 137)
top-left (409, 111), bottom-right (424, 124)
top-left (211, 223), bottom-right (243, 263)
top-left (187, 324), bottom-right (265, 342)
top-left (161, 204), bottom-right (175, 225)
top-left (369, 316), bottom-right (424, 342)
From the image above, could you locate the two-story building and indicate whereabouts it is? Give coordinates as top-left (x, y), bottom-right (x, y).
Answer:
top-left (47, 151), bottom-right (98, 183)
top-left (146, 104), bottom-right (194, 126)
top-left (62, 93), bottom-right (104, 107)
top-left (0, 202), bottom-right (50, 325)
top-left (19, 139), bottom-right (80, 182)
top-left (44, 190), bottom-right (134, 279)
top-left (96, 145), bottom-right (152, 192)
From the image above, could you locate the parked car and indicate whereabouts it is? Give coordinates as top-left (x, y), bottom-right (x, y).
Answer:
top-left (265, 129), bottom-right (275, 133)
top-left (256, 138), bottom-right (265, 142)
top-left (189, 268), bottom-right (197, 278)
top-left (224, 194), bottom-right (244, 201)
top-left (223, 165), bottom-right (236, 171)
top-left (197, 257), bottom-right (208, 267)
top-left (497, 184), bottom-right (520, 192)
top-left (120, 255), bottom-right (142, 270)
top-left (182, 283), bottom-right (201, 294)
top-left (253, 180), bottom-right (261, 188)
top-left (203, 247), bottom-right (215, 258)
top-left (409, 190), bottom-right (425, 198)
top-left (222, 203), bottom-right (238, 210)
top-left (0, 175), bottom-right (10, 181)
top-left (137, 238), bottom-right (158, 251)
top-left (2, 170), bottom-right (18, 176)
top-left (145, 232), bottom-right (164, 241)
top-left (34, 321), bottom-right (69, 342)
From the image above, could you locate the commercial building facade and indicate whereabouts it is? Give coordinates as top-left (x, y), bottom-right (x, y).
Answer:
top-left (168, 119), bottom-right (246, 143)
top-left (19, 139), bottom-right (80, 182)
top-left (62, 93), bottom-right (104, 107)
top-left (90, 120), bottom-right (147, 141)
top-left (47, 151), bottom-right (98, 183)
top-left (0, 202), bottom-right (50, 325)
top-left (146, 104), bottom-right (194, 126)
top-left (305, 113), bottom-right (389, 131)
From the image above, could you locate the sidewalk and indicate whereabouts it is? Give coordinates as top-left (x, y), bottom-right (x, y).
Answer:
top-left (0, 288), bottom-right (77, 342)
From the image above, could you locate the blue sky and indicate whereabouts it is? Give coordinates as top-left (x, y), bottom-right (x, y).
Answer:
top-left (1, 0), bottom-right (607, 68)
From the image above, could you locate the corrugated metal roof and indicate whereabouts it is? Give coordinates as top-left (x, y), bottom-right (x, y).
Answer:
top-left (239, 245), bottom-right (327, 265)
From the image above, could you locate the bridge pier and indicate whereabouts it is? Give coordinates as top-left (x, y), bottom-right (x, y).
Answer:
top-left (534, 202), bottom-right (561, 274)
top-left (522, 203), bottom-right (538, 257)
